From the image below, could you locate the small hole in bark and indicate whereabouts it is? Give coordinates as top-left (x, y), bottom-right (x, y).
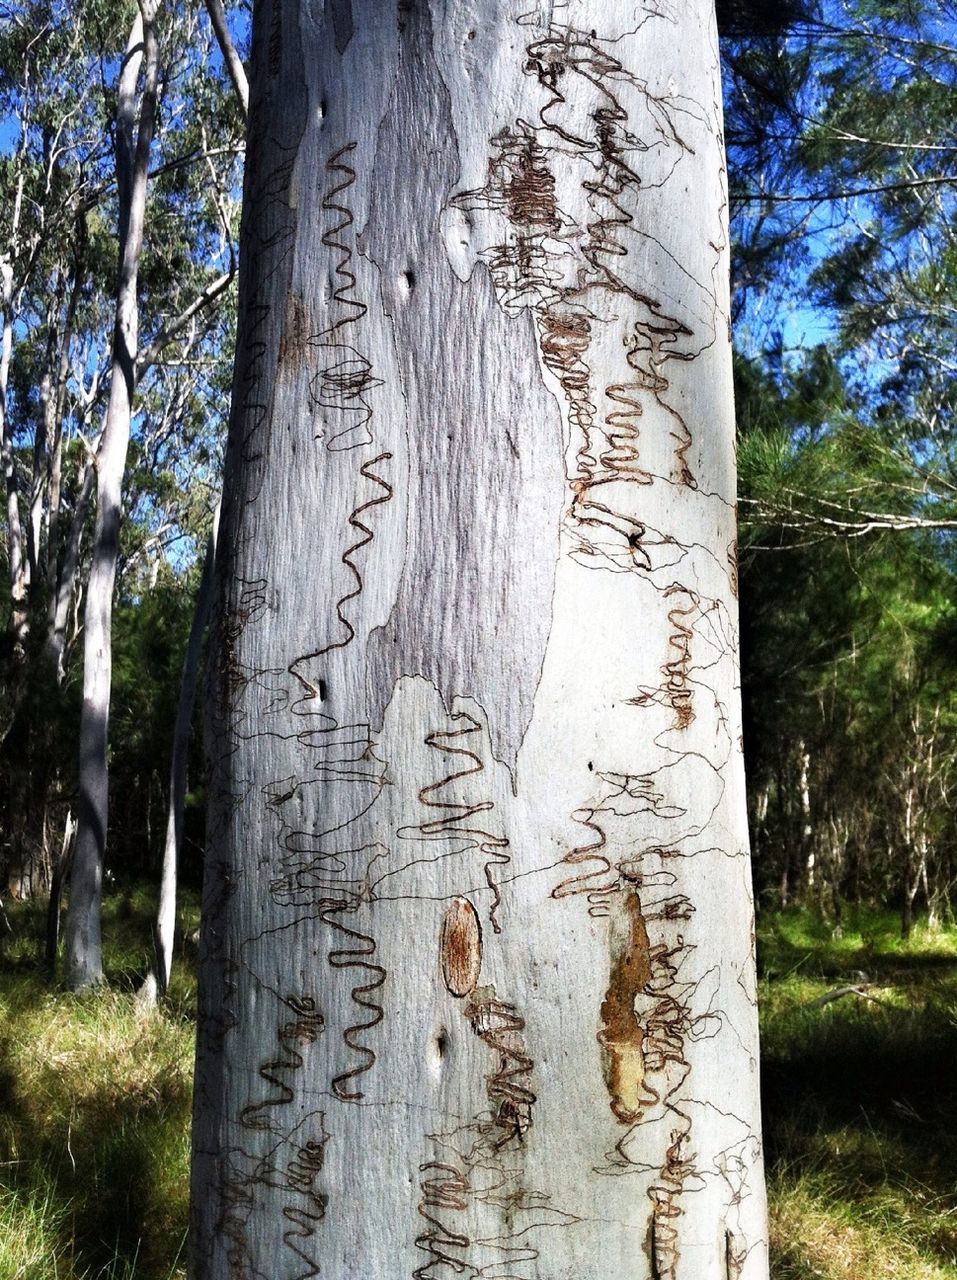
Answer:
top-left (587, 761), bottom-right (594, 771)
top-left (318, 99), bottom-right (327, 118)
top-left (399, 269), bottom-right (416, 296)
top-left (317, 679), bottom-right (327, 701)
top-left (436, 1029), bottom-right (449, 1057)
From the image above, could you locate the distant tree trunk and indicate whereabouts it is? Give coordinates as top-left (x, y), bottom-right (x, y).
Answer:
top-left (797, 744), bottom-right (815, 902)
top-left (45, 231), bottom-right (85, 597)
top-left (46, 460), bottom-right (95, 682)
top-left (901, 875), bottom-right (918, 940)
top-left (142, 510), bottom-right (219, 1003)
top-left (1, 255), bottom-right (28, 653)
top-left (190, 4), bottom-right (768, 1278)
top-left (64, 1), bottom-right (160, 989)
top-left (46, 808), bottom-right (76, 971)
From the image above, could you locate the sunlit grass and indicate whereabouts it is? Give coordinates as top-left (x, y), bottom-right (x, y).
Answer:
top-left (761, 909), bottom-right (957, 1279)
top-left (0, 891), bottom-right (196, 1280)
top-left (757, 905), bottom-right (957, 979)
top-left (770, 1169), bottom-right (957, 1280)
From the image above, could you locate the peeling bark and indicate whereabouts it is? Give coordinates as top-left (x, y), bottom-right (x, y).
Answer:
top-left (190, 3), bottom-right (768, 1277)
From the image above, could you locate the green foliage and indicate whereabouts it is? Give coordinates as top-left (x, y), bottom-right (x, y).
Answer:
top-left (734, 256), bottom-right (957, 919)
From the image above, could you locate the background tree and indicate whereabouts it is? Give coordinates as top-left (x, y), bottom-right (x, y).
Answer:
top-left (65, 0), bottom-right (162, 990)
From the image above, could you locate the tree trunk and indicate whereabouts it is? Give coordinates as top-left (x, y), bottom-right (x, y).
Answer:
top-left (203, 0), bottom-right (249, 118)
top-left (46, 235), bottom-right (84, 596)
top-left (46, 808), bottom-right (76, 971)
top-left (64, 2), bottom-right (160, 989)
top-left (190, 4), bottom-right (768, 1278)
top-left (1, 257), bottom-right (28, 652)
top-left (145, 510), bottom-right (219, 1001)
top-left (46, 459), bottom-right (95, 679)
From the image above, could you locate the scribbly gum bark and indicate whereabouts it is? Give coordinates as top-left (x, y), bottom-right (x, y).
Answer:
top-left (190, 2), bottom-right (768, 1278)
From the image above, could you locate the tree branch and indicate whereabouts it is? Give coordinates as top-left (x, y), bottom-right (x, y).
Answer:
top-left (135, 269), bottom-right (233, 378)
top-left (203, 0), bottom-right (249, 119)
top-left (738, 175), bottom-right (957, 205)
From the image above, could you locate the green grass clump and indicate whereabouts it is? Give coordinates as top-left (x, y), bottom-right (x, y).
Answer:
top-left (770, 1169), bottom-right (957, 1280)
top-left (757, 904), bottom-right (957, 980)
top-left (0, 891), bottom-right (197, 1280)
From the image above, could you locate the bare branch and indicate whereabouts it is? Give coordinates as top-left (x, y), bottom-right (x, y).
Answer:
top-left (204, 0), bottom-right (249, 119)
top-left (135, 269), bottom-right (234, 377)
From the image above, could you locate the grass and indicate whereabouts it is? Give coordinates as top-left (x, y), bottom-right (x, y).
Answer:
top-left (1, 896), bottom-right (956, 1276)
top-left (0, 888), bottom-right (198, 1280)
top-left (759, 906), bottom-right (957, 1278)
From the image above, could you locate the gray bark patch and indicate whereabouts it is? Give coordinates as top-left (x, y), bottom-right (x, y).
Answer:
top-left (360, 2), bottom-right (564, 772)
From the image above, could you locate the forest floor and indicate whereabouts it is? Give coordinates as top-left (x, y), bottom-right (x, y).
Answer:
top-left (1, 894), bottom-right (956, 1278)
top-left (759, 909), bottom-right (957, 1279)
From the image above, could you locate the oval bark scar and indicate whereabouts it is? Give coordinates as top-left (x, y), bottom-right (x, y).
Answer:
top-left (599, 892), bottom-right (652, 1123)
top-left (439, 897), bottom-right (483, 997)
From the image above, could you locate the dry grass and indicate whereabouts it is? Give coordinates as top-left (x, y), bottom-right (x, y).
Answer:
top-left (771, 1174), bottom-right (957, 1280)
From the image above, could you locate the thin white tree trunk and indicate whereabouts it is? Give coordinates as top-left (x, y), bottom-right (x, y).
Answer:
top-left (45, 251), bottom-right (83, 593)
top-left (29, 367), bottom-right (51, 584)
top-left (45, 808), bottom-right (76, 970)
top-left (65, 2), bottom-right (160, 989)
top-left (46, 460), bottom-right (94, 681)
top-left (191, 4), bottom-right (768, 1278)
top-left (144, 508), bottom-right (220, 1001)
top-left (0, 257), bottom-right (28, 651)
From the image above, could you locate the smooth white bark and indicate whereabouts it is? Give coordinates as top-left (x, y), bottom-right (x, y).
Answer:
top-left (1, 256), bottom-right (27, 650)
top-left (191, 4), bottom-right (768, 1277)
top-left (65, 3), bottom-right (160, 988)
top-left (147, 508), bottom-right (220, 999)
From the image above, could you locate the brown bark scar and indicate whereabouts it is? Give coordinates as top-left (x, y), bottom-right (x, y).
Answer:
top-left (278, 291), bottom-right (309, 367)
top-left (440, 896), bottom-right (483, 998)
top-left (598, 891), bottom-right (652, 1124)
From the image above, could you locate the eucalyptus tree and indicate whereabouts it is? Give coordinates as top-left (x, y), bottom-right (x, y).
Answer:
top-left (63, 0), bottom-right (162, 988)
top-left (0, 0), bottom-right (116, 896)
top-left (190, 2), bottom-right (768, 1277)
top-left (0, 2), bottom-right (108, 668)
